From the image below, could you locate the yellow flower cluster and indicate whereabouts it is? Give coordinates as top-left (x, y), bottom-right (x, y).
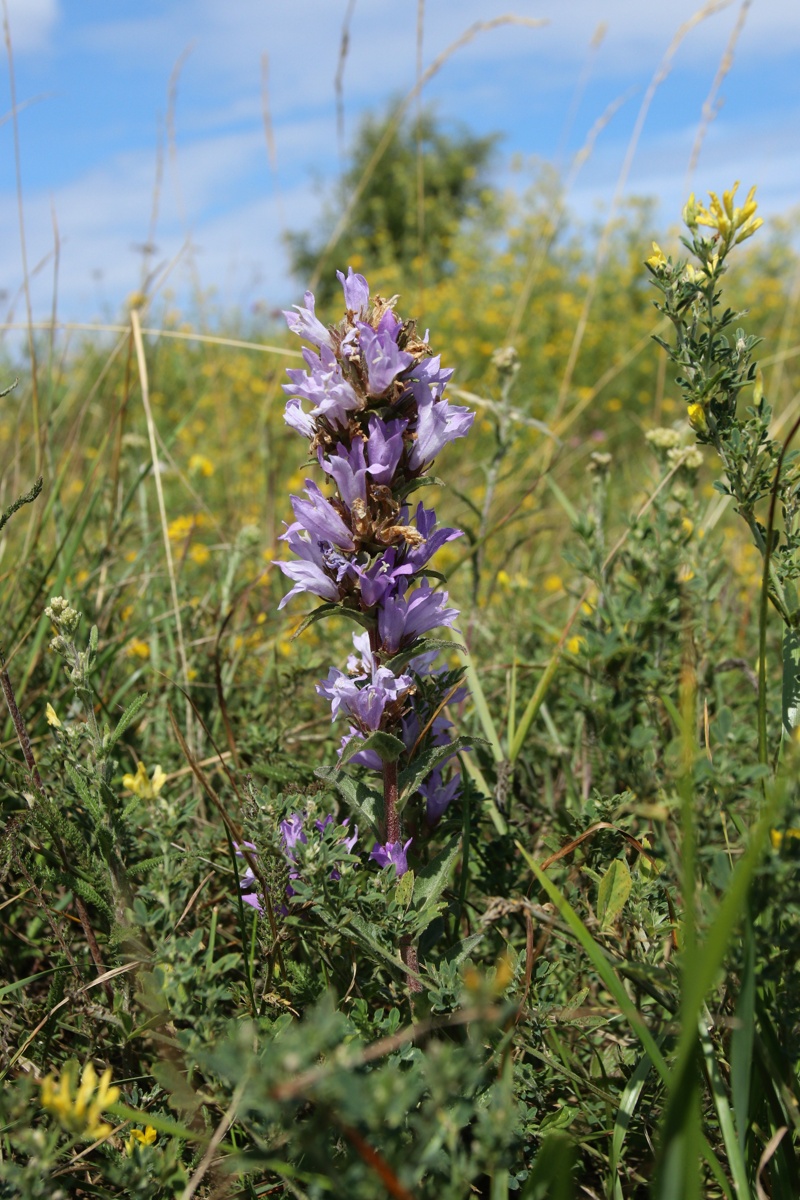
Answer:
top-left (122, 761), bottom-right (167, 799)
top-left (40, 1062), bottom-right (119, 1141)
top-left (685, 182), bottom-right (763, 246)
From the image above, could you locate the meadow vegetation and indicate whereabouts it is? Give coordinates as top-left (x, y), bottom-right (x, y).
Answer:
top-left (1, 109), bottom-right (800, 1199)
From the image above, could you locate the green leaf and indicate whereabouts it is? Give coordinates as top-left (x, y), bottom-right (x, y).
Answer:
top-left (109, 1101), bottom-right (199, 1141)
top-left (315, 765), bottom-right (384, 836)
top-left (0, 964), bottom-right (69, 1001)
top-left (385, 636), bottom-right (466, 675)
top-left (341, 730), bottom-right (406, 765)
top-left (413, 836), bottom-right (461, 908)
top-left (398, 736), bottom-right (477, 809)
top-left (105, 692), bottom-right (148, 750)
top-left (443, 931), bottom-right (485, 966)
top-left (291, 601), bottom-right (373, 639)
top-left (395, 869), bottom-right (415, 908)
top-left (596, 859), bottom-right (632, 932)
top-left (520, 1131), bottom-right (576, 1199)
top-left (730, 918), bottom-right (755, 1159)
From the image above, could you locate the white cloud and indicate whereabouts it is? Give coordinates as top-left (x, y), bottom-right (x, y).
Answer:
top-left (3, 0), bottom-right (58, 53)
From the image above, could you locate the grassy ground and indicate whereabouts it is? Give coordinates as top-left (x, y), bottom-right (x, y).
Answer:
top-left (1, 188), bottom-right (800, 1198)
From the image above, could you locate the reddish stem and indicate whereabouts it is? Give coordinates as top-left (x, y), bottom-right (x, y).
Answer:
top-left (383, 758), bottom-right (400, 844)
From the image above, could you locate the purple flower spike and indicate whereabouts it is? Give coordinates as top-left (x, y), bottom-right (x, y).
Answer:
top-left (290, 481), bottom-right (356, 552)
top-left (283, 291), bottom-right (333, 349)
top-left (357, 323), bottom-right (414, 396)
top-left (408, 399), bottom-right (475, 471)
top-left (370, 838), bottom-right (413, 877)
top-left (337, 266), bottom-right (370, 317)
top-left (378, 579), bottom-right (460, 654)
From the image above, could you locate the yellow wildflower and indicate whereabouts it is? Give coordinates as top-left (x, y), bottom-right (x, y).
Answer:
top-left (770, 828), bottom-right (800, 851)
top-left (46, 703), bottom-right (61, 729)
top-left (126, 639), bottom-right (150, 660)
top-left (693, 182), bottom-right (763, 245)
top-left (687, 403), bottom-right (708, 434)
top-left (40, 1061), bottom-right (120, 1141)
top-left (544, 574), bottom-right (563, 593)
top-left (125, 1125), bottom-right (157, 1156)
top-left (566, 636), bottom-right (585, 655)
top-left (496, 569), bottom-right (511, 588)
top-left (122, 762), bottom-right (167, 800)
top-left (646, 242), bottom-right (666, 270)
top-left (188, 453), bottom-right (214, 478)
top-left (190, 543), bottom-right (210, 566)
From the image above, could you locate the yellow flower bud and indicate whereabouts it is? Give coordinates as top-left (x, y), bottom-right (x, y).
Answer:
top-left (687, 403), bottom-right (708, 434)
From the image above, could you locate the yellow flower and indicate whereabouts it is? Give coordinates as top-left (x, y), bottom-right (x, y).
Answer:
top-left (566, 636), bottom-right (585, 655)
top-left (46, 703), bottom-right (61, 729)
top-left (693, 182), bottom-right (763, 245)
top-left (496, 569), bottom-right (511, 588)
top-left (125, 1124), bottom-right (157, 1156)
top-left (190, 543), bottom-right (210, 566)
top-left (40, 1062), bottom-right (120, 1141)
top-left (126, 638), bottom-right (150, 660)
top-left (646, 242), bottom-right (667, 270)
top-left (687, 403), bottom-right (708, 434)
top-left (188, 453), bottom-right (214, 477)
top-left (770, 828), bottom-right (800, 851)
top-left (544, 574), bottom-right (563, 593)
top-left (122, 762), bottom-right (167, 800)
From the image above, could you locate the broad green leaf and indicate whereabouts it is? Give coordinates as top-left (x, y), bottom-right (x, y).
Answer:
top-left (340, 730), bottom-right (406, 765)
top-left (413, 836), bottom-right (461, 908)
top-left (315, 765), bottom-right (384, 836)
top-left (596, 858), bottom-right (632, 931)
top-left (395, 869), bottom-right (415, 908)
top-left (291, 601), bottom-right (373, 639)
top-left (398, 736), bottom-right (477, 808)
top-left (520, 1131), bottom-right (576, 1199)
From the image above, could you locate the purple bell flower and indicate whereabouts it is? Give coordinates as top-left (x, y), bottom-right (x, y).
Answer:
top-left (419, 768), bottom-right (461, 824)
top-left (283, 291), bottom-right (333, 350)
top-left (357, 323), bottom-right (414, 395)
top-left (337, 266), bottom-right (370, 317)
top-left (378, 579), bottom-right (460, 655)
top-left (354, 548), bottom-right (415, 608)
top-left (320, 439), bottom-right (372, 511)
top-left (403, 353), bottom-right (455, 406)
top-left (317, 663), bottom-right (414, 731)
top-left (370, 838), bottom-right (413, 877)
top-left (289, 480), bottom-right (355, 552)
top-left (408, 398), bottom-right (475, 471)
top-left (366, 415), bottom-right (407, 484)
top-left (274, 524), bottom-right (351, 609)
top-left (283, 344), bottom-right (361, 431)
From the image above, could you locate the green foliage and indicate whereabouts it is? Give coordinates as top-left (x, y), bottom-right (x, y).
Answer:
top-left (286, 104), bottom-right (499, 299)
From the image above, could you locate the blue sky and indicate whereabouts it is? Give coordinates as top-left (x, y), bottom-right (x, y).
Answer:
top-left (0, 0), bottom-right (798, 326)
